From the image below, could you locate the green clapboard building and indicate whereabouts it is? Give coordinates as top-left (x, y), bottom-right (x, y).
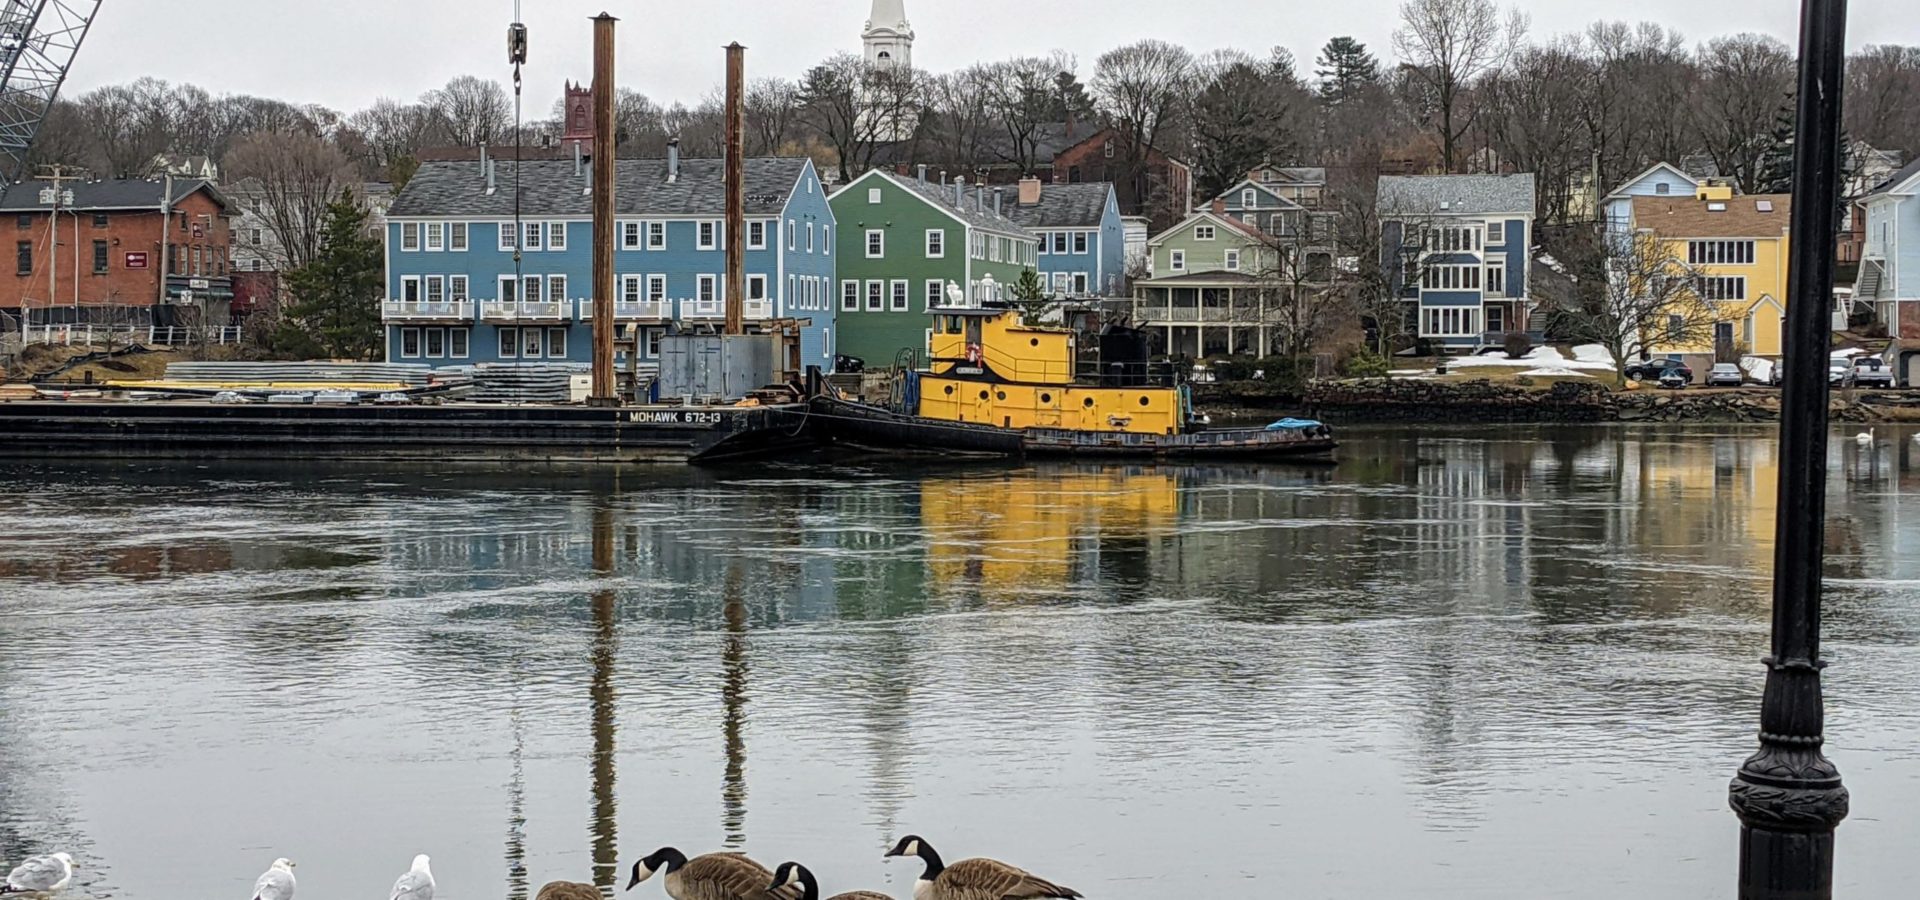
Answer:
top-left (830, 167), bottom-right (1039, 367)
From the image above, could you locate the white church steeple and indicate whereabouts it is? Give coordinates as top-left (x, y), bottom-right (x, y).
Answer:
top-left (863, 0), bottom-right (913, 68)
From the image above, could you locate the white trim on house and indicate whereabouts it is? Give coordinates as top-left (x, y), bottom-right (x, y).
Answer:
top-left (1603, 162), bottom-right (1702, 201)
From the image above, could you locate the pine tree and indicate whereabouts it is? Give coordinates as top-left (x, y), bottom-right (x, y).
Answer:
top-left (276, 191), bottom-right (385, 360)
top-left (1753, 105), bottom-right (1797, 194)
top-left (1315, 37), bottom-right (1380, 104)
top-left (1009, 268), bottom-right (1059, 326)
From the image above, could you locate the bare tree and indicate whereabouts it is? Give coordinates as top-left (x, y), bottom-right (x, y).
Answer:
top-left (1477, 40), bottom-right (1592, 225)
top-left (347, 98), bottom-right (447, 168)
top-left (423, 75), bottom-right (512, 147)
top-left (795, 54), bottom-right (924, 182)
top-left (223, 132), bottom-right (359, 271)
top-left (1393, 0), bottom-right (1528, 172)
top-left (926, 63), bottom-right (997, 175)
top-left (1541, 231), bottom-right (1716, 379)
top-left (1689, 33), bottom-right (1794, 190)
top-left (1189, 49), bottom-right (1311, 198)
top-left (1248, 226), bottom-right (1349, 360)
top-left (1845, 44), bottom-right (1920, 159)
top-left (991, 56), bottom-right (1068, 176)
top-left (1093, 40), bottom-right (1196, 225)
top-left (745, 77), bottom-right (801, 156)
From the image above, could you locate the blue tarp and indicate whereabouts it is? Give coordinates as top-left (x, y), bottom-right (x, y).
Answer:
top-left (1266, 418), bottom-right (1324, 431)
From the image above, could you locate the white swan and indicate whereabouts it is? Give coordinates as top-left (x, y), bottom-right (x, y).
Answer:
top-left (1856, 429), bottom-right (1875, 447)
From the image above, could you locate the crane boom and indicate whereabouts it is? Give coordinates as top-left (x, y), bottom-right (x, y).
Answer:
top-left (0, 0), bottom-right (100, 183)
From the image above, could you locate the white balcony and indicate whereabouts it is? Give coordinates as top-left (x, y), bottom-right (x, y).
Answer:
top-left (682, 299), bottom-right (725, 319)
top-left (480, 300), bottom-right (569, 322)
top-left (578, 299), bottom-right (670, 320)
top-left (382, 299), bottom-right (474, 322)
top-left (745, 298), bottom-right (774, 319)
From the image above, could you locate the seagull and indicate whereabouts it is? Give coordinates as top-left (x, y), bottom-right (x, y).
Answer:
top-left (390, 855), bottom-right (435, 900)
top-left (3, 853), bottom-right (74, 894)
top-left (252, 859), bottom-right (296, 900)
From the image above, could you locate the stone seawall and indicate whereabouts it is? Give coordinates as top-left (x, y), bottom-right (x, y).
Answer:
top-left (1223, 379), bottom-right (1915, 424)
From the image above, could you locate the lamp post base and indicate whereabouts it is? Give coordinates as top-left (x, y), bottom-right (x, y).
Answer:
top-left (1729, 741), bottom-right (1849, 900)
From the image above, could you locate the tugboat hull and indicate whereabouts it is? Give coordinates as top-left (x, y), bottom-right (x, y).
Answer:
top-left (814, 397), bottom-right (1337, 461)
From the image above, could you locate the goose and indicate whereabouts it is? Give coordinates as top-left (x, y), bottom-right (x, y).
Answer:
top-left (252, 859), bottom-right (296, 900)
top-left (536, 882), bottom-right (604, 900)
top-left (625, 848), bottom-right (800, 900)
top-left (768, 862), bottom-right (892, 900)
top-left (3, 853), bottom-right (74, 894)
top-left (389, 855), bottom-right (435, 900)
top-left (883, 836), bottom-right (1081, 900)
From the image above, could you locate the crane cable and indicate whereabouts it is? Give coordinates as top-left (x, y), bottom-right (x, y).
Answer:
top-left (511, 0), bottom-right (523, 309)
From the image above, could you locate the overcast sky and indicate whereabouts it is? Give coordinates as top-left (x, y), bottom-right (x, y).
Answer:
top-left (66, 0), bottom-right (1917, 115)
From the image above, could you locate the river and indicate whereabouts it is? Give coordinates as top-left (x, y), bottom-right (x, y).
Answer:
top-left (2, 425), bottom-right (1918, 900)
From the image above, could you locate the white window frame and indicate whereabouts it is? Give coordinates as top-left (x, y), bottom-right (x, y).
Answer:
top-left (868, 187), bottom-right (883, 204)
top-left (401, 275), bottom-right (421, 303)
top-left (1052, 232), bottom-right (1068, 255)
top-left (647, 221), bottom-right (666, 250)
top-left (546, 327), bottom-right (568, 358)
top-left (425, 222), bottom-right (445, 252)
top-left (1486, 221), bottom-right (1505, 244)
top-left (1073, 232), bottom-right (1088, 254)
top-left (498, 327), bottom-right (518, 359)
top-left (890, 279), bottom-right (909, 311)
top-left (498, 222), bottom-right (517, 252)
top-left (865, 280), bottom-right (884, 311)
top-left (622, 221), bottom-right (642, 250)
top-left (925, 229), bottom-right (944, 258)
top-left (524, 221), bottom-right (544, 252)
top-left (547, 274), bottom-right (568, 303)
top-left (498, 274), bottom-right (518, 303)
top-left (1039, 232), bottom-right (1051, 256)
top-left (698, 274), bottom-right (718, 304)
top-left (925, 279), bottom-right (943, 309)
top-left (1073, 272), bottom-right (1089, 295)
top-left (645, 327), bottom-right (663, 358)
top-left (647, 275), bottom-right (667, 303)
top-left (748, 219), bottom-right (767, 250)
top-left (807, 222), bottom-right (815, 253)
top-left (865, 229), bottom-right (885, 259)
top-left (1485, 253), bottom-right (1507, 297)
top-left (400, 222), bottom-right (420, 252)
top-left (748, 274), bottom-right (767, 301)
top-left (1194, 224), bottom-right (1216, 241)
top-left (523, 275), bottom-right (542, 303)
top-left (424, 327), bottom-right (446, 359)
top-left (622, 274), bottom-right (642, 303)
top-left (425, 275), bottom-right (445, 303)
top-left (449, 275), bottom-right (469, 301)
top-left (449, 221), bottom-right (468, 252)
top-left (547, 222), bottom-right (567, 251)
top-left (522, 327), bottom-right (543, 358)
top-left (783, 220), bottom-right (794, 251)
top-left (450, 327), bottom-right (470, 359)
top-left (1697, 276), bottom-right (1748, 301)
top-left (1224, 249), bottom-right (1241, 271)
top-left (698, 221), bottom-right (719, 251)
top-left (399, 327), bottom-right (421, 357)
top-left (842, 280), bottom-right (860, 311)
top-left (822, 225), bottom-right (831, 256)
top-left (1170, 249), bottom-right (1186, 272)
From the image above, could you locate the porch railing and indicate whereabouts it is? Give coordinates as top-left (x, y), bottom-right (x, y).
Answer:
top-left (480, 300), bottom-right (569, 321)
top-left (382, 299), bottom-right (475, 321)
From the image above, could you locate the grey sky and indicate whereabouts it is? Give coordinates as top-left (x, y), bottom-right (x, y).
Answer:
top-left (67, 0), bottom-right (1917, 116)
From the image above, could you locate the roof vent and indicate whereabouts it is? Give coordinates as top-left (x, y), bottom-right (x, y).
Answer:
top-left (1439, 201), bottom-right (1452, 211)
top-left (1756, 200), bottom-right (1774, 212)
top-left (1708, 202), bottom-right (1727, 212)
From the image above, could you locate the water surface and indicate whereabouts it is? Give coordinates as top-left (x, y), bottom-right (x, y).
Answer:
top-left (3, 425), bottom-right (1919, 899)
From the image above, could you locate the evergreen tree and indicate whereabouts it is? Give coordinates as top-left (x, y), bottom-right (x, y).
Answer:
top-left (1050, 70), bottom-right (1098, 123)
top-left (1009, 268), bottom-right (1059, 326)
top-left (1315, 37), bottom-right (1380, 104)
top-left (1752, 105), bottom-right (1797, 194)
top-left (276, 191), bottom-right (385, 360)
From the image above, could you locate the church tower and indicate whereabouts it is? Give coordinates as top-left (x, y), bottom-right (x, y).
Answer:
top-left (862, 0), bottom-right (913, 68)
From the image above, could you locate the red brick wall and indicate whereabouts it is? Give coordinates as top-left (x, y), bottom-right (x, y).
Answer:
top-left (0, 188), bottom-right (231, 313)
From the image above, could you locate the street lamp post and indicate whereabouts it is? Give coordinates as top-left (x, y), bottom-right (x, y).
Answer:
top-left (1726, 0), bottom-right (1851, 896)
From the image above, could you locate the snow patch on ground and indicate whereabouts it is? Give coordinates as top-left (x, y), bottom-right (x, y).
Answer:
top-left (1457, 346), bottom-right (1617, 372)
top-left (1519, 366), bottom-right (1593, 378)
top-left (1571, 344), bottom-right (1614, 365)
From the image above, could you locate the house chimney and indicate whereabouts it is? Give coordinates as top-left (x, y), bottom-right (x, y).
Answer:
top-left (975, 184), bottom-right (985, 212)
top-left (918, 164), bottom-right (928, 182)
top-left (1211, 197), bottom-right (1226, 214)
top-left (940, 170), bottom-right (948, 186)
top-left (486, 158), bottom-right (496, 194)
top-left (480, 143), bottom-right (489, 168)
top-left (1018, 176), bottom-right (1042, 205)
top-left (993, 187), bottom-right (1003, 216)
top-left (667, 138), bottom-right (680, 183)
top-left (954, 175), bottom-right (965, 207)
top-left (573, 140), bottom-right (583, 177)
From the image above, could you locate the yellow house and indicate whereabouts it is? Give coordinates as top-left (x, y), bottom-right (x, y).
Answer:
top-left (1633, 185), bottom-right (1792, 357)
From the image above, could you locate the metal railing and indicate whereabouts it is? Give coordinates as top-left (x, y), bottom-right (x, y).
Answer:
top-left (479, 300), bottom-right (569, 321)
top-left (382, 299), bottom-right (475, 321)
top-left (16, 325), bottom-right (244, 347)
top-left (578, 299), bottom-right (671, 320)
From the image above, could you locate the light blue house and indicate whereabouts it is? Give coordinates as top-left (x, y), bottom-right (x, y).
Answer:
top-left (998, 177), bottom-right (1126, 298)
top-left (1212, 178), bottom-right (1334, 244)
top-left (1860, 158), bottom-right (1920, 380)
top-left (1602, 162), bottom-right (1700, 247)
top-left (381, 151), bottom-right (836, 371)
top-left (1377, 174), bottom-right (1536, 351)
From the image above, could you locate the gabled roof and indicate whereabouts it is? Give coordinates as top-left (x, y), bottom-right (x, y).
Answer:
top-left (387, 157), bottom-right (812, 218)
top-left (1865, 158), bottom-right (1920, 199)
top-left (1603, 162), bottom-right (1701, 201)
top-left (1147, 210), bottom-right (1273, 247)
top-left (840, 169), bottom-right (1035, 240)
top-left (0, 178), bottom-right (229, 214)
top-left (1215, 179), bottom-right (1307, 211)
top-left (998, 182), bottom-right (1115, 229)
top-left (1632, 194), bottom-right (1792, 238)
top-left (1377, 174), bottom-right (1536, 216)
top-left (1251, 165), bottom-right (1326, 185)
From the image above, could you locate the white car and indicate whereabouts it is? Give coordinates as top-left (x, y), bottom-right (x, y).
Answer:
top-left (1705, 363), bottom-right (1745, 387)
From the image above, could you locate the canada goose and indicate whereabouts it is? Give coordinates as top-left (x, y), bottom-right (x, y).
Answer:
top-left (389, 855), bottom-right (436, 900)
top-left (252, 859), bottom-right (296, 900)
top-left (626, 849), bottom-right (800, 900)
top-left (883, 836), bottom-right (1081, 900)
top-left (767, 862), bottom-right (892, 900)
top-left (2, 853), bottom-right (74, 894)
top-left (536, 882), bottom-right (604, 900)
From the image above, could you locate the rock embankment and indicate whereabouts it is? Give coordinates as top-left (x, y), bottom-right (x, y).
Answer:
top-left (1281, 379), bottom-right (1912, 424)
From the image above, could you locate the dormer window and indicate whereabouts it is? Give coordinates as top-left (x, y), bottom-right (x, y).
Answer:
top-left (1241, 189), bottom-right (1256, 208)
top-left (1655, 183), bottom-right (1671, 195)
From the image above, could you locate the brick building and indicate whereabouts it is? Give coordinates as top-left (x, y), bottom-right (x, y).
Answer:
top-left (0, 178), bottom-right (236, 326)
top-left (1049, 126), bottom-right (1193, 233)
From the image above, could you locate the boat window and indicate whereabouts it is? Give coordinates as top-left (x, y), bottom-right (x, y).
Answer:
top-left (1040, 393), bottom-right (1052, 404)
top-left (1084, 397), bottom-right (1095, 408)
top-left (1140, 396), bottom-right (1151, 406)
top-left (966, 318), bottom-right (983, 345)
top-left (1030, 338), bottom-right (1040, 347)
top-left (996, 391), bottom-right (1008, 400)
top-left (979, 390), bottom-right (990, 400)
top-left (944, 385), bottom-right (954, 395)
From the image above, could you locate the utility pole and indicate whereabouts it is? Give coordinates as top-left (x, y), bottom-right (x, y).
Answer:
top-left (723, 42), bottom-right (746, 337)
top-left (1727, 0), bottom-right (1851, 895)
top-left (587, 12), bottom-right (617, 406)
top-left (157, 172), bottom-right (172, 311)
top-left (35, 164), bottom-right (80, 334)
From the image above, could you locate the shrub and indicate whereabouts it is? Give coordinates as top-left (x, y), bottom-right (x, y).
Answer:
top-left (1208, 355), bottom-right (1258, 381)
top-left (1503, 331), bottom-right (1533, 360)
top-left (1343, 349), bottom-right (1391, 378)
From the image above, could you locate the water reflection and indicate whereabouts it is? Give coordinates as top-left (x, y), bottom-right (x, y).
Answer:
top-left (1, 428), bottom-right (1919, 900)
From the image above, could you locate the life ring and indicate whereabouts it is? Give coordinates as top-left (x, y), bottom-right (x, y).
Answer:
top-left (965, 343), bottom-right (983, 365)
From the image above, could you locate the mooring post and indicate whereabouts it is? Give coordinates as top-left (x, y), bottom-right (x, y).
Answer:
top-left (1727, 0), bottom-right (1850, 895)
top-left (723, 42), bottom-right (747, 338)
top-left (589, 12), bottom-right (619, 406)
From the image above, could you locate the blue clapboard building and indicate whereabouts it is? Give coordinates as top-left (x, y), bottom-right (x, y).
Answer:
top-left (381, 148), bottom-right (837, 371)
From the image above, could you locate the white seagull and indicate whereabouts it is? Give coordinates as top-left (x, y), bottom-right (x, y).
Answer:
top-left (3, 852), bottom-right (75, 894)
top-left (389, 855), bottom-right (435, 900)
top-left (252, 859), bottom-right (296, 900)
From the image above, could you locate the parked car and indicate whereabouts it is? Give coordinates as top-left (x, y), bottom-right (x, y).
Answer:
top-left (1828, 361), bottom-right (1850, 385)
top-left (1625, 356), bottom-right (1693, 383)
top-left (1706, 363), bottom-right (1745, 387)
top-left (1770, 362), bottom-right (1784, 386)
top-left (1847, 357), bottom-right (1895, 388)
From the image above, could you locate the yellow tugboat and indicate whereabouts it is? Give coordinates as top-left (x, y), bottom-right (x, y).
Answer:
top-left (811, 299), bottom-right (1337, 460)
